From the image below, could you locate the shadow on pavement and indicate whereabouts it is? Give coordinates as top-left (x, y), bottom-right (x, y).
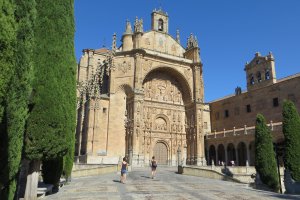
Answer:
top-left (141, 175), bottom-right (151, 179)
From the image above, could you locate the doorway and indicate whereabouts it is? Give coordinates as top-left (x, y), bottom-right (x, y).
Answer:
top-left (153, 142), bottom-right (168, 165)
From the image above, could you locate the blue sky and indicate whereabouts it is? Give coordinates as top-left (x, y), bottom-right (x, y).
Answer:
top-left (75, 0), bottom-right (300, 102)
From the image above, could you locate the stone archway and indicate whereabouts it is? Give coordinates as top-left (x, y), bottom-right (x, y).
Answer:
top-left (249, 141), bottom-right (255, 166)
top-left (209, 145), bottom-right (216, 165)
top-left (142, 68), bottom-right (191, 166)
top-left (217, 144), bottom-right (225, 165)
top-left (237, 142), bottom-right (247, 166)
top-left (153, 142), bottom-right (168, 165)
top-left (142, 67), bottom-right (192, 104)
top-left (227, 143), bottom-right (236, 166)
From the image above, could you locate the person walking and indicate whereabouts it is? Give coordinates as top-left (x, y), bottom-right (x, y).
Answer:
top-left (151, 156), bottom-right (157, 179)
top-left (120, 157), bottom-right (128, 183)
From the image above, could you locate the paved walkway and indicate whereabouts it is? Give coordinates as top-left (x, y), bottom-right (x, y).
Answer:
top-left (45, 167), bottom-right (300, 200)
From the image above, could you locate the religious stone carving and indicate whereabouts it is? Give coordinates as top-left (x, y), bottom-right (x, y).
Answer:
top-left (117, 61), bottom-right (131, 73)
top-left (134, 17), bottom-right (143, 33)
top-left (143, 72), bottom-right (184, 104)
top-left (142, 60), bottom-right (153, 72)
top-left (154, 117), bottom-right (167, 131)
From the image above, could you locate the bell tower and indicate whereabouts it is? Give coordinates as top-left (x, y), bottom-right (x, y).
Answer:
top-left (151, 8), bottom-right (169, 33)
top-left (244, 52), bottom-right (276, 91)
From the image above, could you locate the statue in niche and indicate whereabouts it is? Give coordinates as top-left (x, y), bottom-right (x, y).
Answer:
top-left (172, 123), bottom-right (176, 132)
top-left (155, 117), bottom-right (167, 131)
top-left (170, 90), bottom-right (174, 101)
top-left (137, 101), bottom-right (140, 113)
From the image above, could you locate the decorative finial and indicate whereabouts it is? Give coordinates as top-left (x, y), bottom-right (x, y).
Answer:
top-left (134, 17), bottom-right (143, 33)
top-left (268, 51), bottom-right (274, 59)
top-left (112, 33), bottom-right (117, 51)
top-left (186, 33), bottom-right (198, 50)
top-left (124, 19), bottom-right (132, 34)
top-left (176, 29), bottom-right (180, 43)
top-left (255, 52), bottom-right (261, 57)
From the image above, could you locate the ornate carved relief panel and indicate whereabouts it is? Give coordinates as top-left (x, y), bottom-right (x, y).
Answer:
top-left (143, 71), bottom-right (183, 105)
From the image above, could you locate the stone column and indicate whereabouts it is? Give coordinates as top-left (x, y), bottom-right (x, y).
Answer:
top-left (225, 145), bottom-right (228, 166)
top-left (87, 99), bottom-right (95, 155)
top-left (187, 133), bottom-right (191, 165)
top-left (76, 97), bottom-right (86, 162)
top-left (215, 145), bottom-right (219, 166)
top-left (177, 147), bottom-right (182, 166)
top-left (246, 142), bottom-right (250, 166)
top-left (195, 106), bottom-right (207, 166)
top-left (235, 145), bottom-right (239, 166)
top-left (132, 97), bottom-right (144, 166)
top-left (183, 144), bottom-right (187, 166)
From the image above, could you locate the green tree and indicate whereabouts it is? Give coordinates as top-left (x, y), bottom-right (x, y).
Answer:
top-left (61, 1), bottom-right (77, 180)
top-left (0, 0), bottom-right (16, 122)
top-left (5, 0), bottom-right (36, 199)
top-left (282, 100), bottom-right (300, 181)
top-left (0, 1), bottom-right (16, 199)
top-left (255, 114), bottom-right (279, 191)
top-left (23, 0), bottom-right (76, 197)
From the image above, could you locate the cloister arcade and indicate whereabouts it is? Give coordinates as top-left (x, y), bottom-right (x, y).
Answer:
top-left (206, 141), bottom-right (254, 166)
top-left (205, 122), bottom-right (284, 167)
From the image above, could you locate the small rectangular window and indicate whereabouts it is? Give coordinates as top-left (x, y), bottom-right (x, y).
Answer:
top-left (273, 98), bottom-right (279, 107)
top-left (103, 108), bottom-right (107, 113)
top-left (246, 104), bottom-right (251, 113)
top-left (225, 110), bottom-right (229, 118)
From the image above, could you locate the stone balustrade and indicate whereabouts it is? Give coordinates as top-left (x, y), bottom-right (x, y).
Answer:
top-left (205, 121), bottom-right (282, 140)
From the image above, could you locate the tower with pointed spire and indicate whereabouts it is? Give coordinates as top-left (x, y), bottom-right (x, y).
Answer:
top-left (122, 20), bottom-right (133, 51)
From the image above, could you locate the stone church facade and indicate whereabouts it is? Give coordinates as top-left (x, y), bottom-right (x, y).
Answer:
top-left (76, 9), bottom-right (211, 166)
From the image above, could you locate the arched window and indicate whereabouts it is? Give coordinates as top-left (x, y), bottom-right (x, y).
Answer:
top-left (158, 19), bottom-right (164, 31)
top-left (265, 69), bottom-right (270, 80)
top-left (257, 72), bottom-right (262, 82)
top-left (250, 74), bottom-right (254, 85)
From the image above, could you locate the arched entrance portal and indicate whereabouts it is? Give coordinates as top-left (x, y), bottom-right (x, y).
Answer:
top-left (153, 142), bottom-right (168, 165)
top-left (142, 67), bottom-right (191, 166)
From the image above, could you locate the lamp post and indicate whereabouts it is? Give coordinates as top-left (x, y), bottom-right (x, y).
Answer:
top-left (177, 146), bottom-right (182, 166)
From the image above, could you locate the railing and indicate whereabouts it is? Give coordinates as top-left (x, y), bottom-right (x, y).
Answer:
top-left (205, 121), bottom-right (282, 140)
